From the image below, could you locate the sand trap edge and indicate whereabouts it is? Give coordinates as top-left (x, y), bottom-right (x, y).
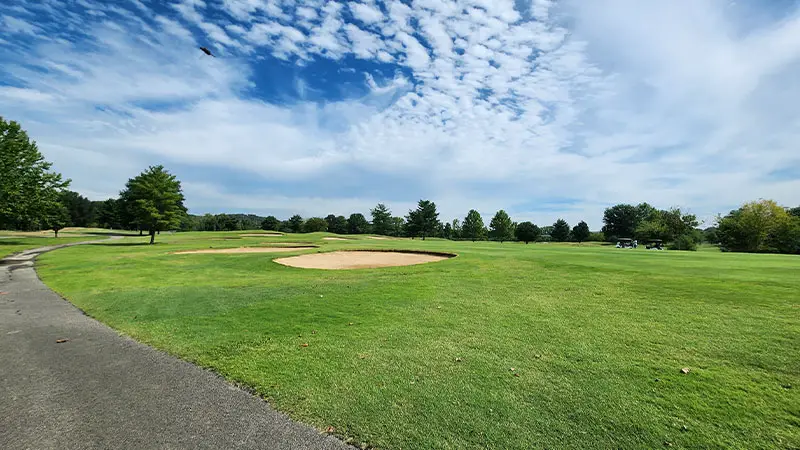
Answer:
top-left (273, 249), bottom-right (457, 270)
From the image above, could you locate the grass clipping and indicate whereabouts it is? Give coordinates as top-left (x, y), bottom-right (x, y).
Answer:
top-left (274, 250), bottom-right (454, 269)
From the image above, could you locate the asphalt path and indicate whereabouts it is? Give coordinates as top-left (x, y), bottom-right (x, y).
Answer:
top-left (0, 241), bottom-right (351, 450)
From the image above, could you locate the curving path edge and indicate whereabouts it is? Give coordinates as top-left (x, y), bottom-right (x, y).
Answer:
top-left (0, 240), bottom-right (351, 450)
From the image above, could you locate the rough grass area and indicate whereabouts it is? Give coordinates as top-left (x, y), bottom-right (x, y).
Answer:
top-left (36, 231), bottom-right (800, 449)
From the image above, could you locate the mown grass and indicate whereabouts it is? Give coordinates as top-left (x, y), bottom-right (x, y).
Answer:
top-left (36, 231), bottom-right (800, 449)
top-left (0, 236), bottom-right (96, 259)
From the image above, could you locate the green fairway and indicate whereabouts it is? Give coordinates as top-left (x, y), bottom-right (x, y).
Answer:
top-left (0, 236), bottom-right (97, 259)
top-left (36, 232), bottom-right (799, 449)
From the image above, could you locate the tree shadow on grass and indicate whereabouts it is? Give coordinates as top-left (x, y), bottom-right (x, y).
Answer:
top-left (88, 242), bottom-right (154, 247)
top-left (0, 240), bottom-right (27, 246)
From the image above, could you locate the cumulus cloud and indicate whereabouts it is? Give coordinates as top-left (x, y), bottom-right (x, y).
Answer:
top-left (0, 0), bottom-right (798, 227)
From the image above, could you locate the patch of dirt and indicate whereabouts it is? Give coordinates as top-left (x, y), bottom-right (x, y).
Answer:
top-left (322, 237), bottom-right (349, 241)
top-left (173, 246), bottom-right (315, 255)
top-left (240, 233), bottom-right (283, 237)
top-left (274, 250), bottom-right (454, 269)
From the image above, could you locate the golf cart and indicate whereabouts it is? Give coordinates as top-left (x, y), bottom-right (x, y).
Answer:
top-left (645, 239), bottom-right (664, 250)
top-left (615, 238), bottom-right (635, 249)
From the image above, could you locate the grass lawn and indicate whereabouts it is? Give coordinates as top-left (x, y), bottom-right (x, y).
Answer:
top-left (36, 232), bottom-right (799, 449)
top-left (0, 236), bottom-right (98, 259)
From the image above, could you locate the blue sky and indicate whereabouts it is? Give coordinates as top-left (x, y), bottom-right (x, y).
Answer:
top-left (1, 0), bottom-right (799, 228)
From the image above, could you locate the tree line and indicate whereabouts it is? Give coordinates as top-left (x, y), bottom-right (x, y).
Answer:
top-left (238, 200), bottom-right (598, 245)
top-left (2, 116), bottom-right (798, 252)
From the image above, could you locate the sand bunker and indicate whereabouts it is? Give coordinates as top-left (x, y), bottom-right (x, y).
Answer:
top-left (174, 246), bottom-right (315, 255)
top-left (322, 237), bottom-right (349, 241)
top-left (240, 233), bottom-right (282, 237)
top-left (367, 236), bottom-right (389, 240)
top-left (274, 250), bottom-right (454, 270)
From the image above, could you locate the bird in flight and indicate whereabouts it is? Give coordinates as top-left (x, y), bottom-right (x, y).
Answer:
top-left (199, 46), bottom-right (215, 57)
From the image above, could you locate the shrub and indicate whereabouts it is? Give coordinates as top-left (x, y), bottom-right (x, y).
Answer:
top-left (668, 234), bottom-right (698, 251)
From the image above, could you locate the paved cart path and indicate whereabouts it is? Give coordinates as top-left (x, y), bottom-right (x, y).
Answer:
top-left (0, 241), bottom-right (350, 450)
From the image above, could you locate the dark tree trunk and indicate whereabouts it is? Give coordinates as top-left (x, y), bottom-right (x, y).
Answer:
top-left (54, 229), bottom-right (59, 238)
top-left (139, 229), bottom-right (143, 236)
top-left (149, 229), bottom-right (156, 244)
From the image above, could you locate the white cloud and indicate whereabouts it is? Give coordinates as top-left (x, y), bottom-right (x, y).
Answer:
top-left (0, 86), bottom-right (58, 103)
top-left (344, 24), bottom-right (384, 58)
top-left (349, 2), bottom-right (384, 25)
top-left (198, 21), bottom-right (239, 48)
top-left (1, 0), bottom-right (798, 228)
top-left (2, 14), bottom-right (39, 34)
top-left (296, 6), bottom-right (318, 21)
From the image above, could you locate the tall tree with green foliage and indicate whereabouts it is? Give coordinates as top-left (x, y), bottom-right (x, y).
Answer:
top-left (717, 199), bottom-right (800, 253)
top-left (347, 213), bottom-right (371, 234)
top-left (405, 200), bottom-right (440, 240)
top-left (287, 215), bottom-right (304, 233)
top-left (571, 221), bottom-right (590, 243)
top-left (44, 203), bottom-right (70, 237)
top-left (324, 214), bottom-right (348, 234)
top-left (120, 165), bottom-right (186, 244)
top-left (462, 210), bottom-right (487, 242)
top-left (261, 215), bottom-right (280, 231)
top-left (634, 207), bottom-right (699, 249)
top-left (388, 217), bottom-right (404, 236)
top-left (0, 117), bottom-right (71, 230)
top-left (370, 203), bottom-right (392, 235)
top-left (489, 210), bottom-right (514, 242)
top-left (59, 190), bottom-right (95, 227)
top-left (95, 198), bottom-right (121, 229)
top-left (602, 204), bottom-right (639, 241)
top-left (442, 222), bottom-right (453, 240)
top-left (304, 217), bottom-right (328, 232)
top-left (451, 218), bottom-right (462, 240)
top-left (514, 221), bottom-right (541, 244)
top-left (551, 218), bottom-right (570, 242)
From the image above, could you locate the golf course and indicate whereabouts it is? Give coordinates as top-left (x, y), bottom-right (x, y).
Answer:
top-left (31, 231), bottom-right (799, 449)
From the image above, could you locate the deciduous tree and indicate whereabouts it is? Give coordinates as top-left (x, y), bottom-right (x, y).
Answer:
top-left (59, 190), bottom-right (95, 228)
top-left (602, 204), bottom-right (639, 241)
top-left (514, 221), bottom-right (540, 244)
top-left (489, 210), bottom-right (514, 243)
top-left (347, 213), bottom-right (370, 234)
top-left (304, 217), bottom-right (328, 232)
top-left (717, 199), bottom-right (800, 253)
top-left (571, 221), bottom-right (590, 243)
top-left (462, 210), bottom-right (486, 242)
top-left (0, 117), bottom-right (70, 230)
top-left (44, 203), bottom-right (70, 237)
top-left (261, 215), bottom-right (280, 231)
top-left (451, 219), bottom-right (462, 240)
top-left (287, 215), bottom-right (304, 233)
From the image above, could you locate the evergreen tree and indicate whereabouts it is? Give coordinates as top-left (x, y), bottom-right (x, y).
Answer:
top-left (551, 218), bottom-right (570, 242)
top-left (119, 165), bottom-right (186, 244)
top-left (370, 203), bottom-right (392, 235)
